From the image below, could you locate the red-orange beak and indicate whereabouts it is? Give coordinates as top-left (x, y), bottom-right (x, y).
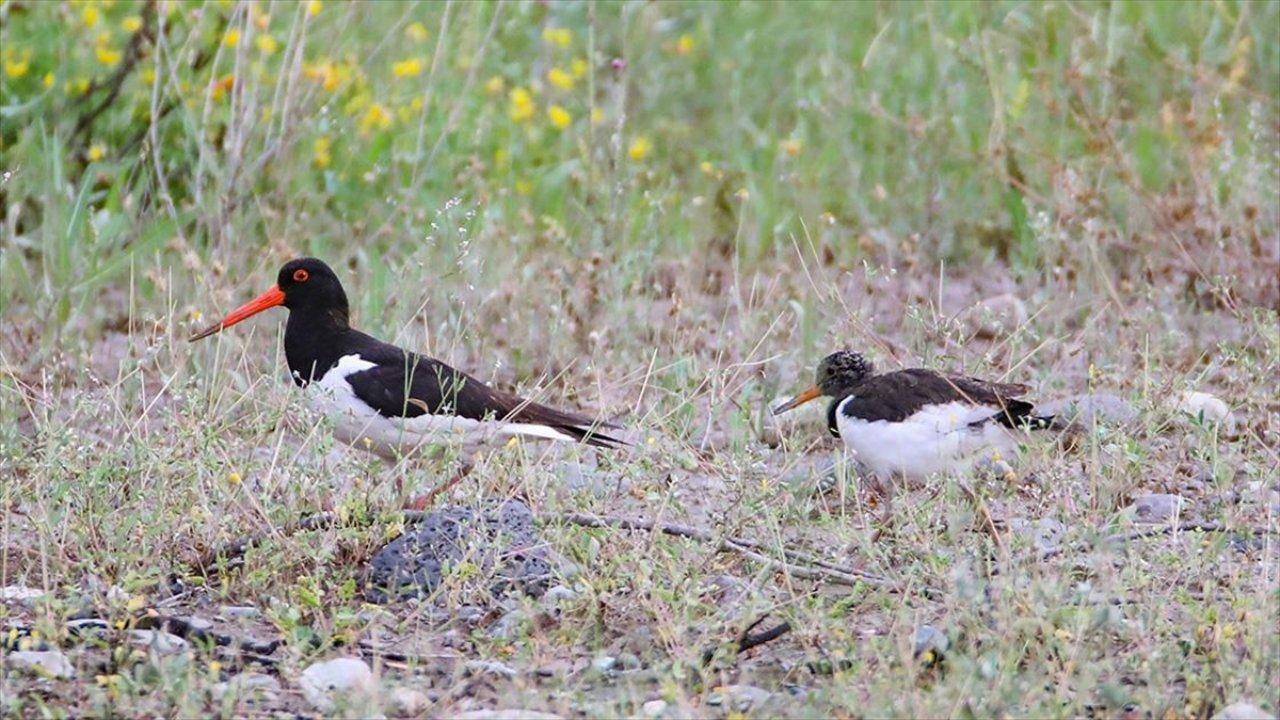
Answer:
top-left (188, 285), bottom-right (285, 342)
top-left (772, 385), bottom-right (823, 415)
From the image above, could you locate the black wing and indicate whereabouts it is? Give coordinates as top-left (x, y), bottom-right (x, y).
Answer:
top-left (841, 369), bottom-right (1036, 427)
top-left (344, 347), bottom-right (623, 448)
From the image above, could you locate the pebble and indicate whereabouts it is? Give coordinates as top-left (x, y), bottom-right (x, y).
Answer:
top-left (465, 660), bottom-right (518, 679)
top-left (913, 625), bottom-right (949, 666)
top-left (961, 293), bottom-right (1028, 338)
top-left (591, 655), bottom-right (618, 674)
top-left (298, 657), bottom-right (375, 711)
top-left (178, 615), bottom-right (213, 632)
top-left (641, 699), bottom-right (668, 717)
top-left (390, 687), bottom-right (431, 715)
top-left (366, 501), bottom-right (552, 602)
top-left (211, 672), bottom-right (282, 701)
top-left (1213, 703), bottom-right (1274, 720)
top-left (0, 586), bottom-right (46, 605)
top-left (1176, 391), bottom-right (1233, 426)
top-left (218, 605), bottom-right (261, 620)
top-left (129, 630), bottom-right (188, 655)
top-left (1129, 494), bottom-right (1186, 523)
top-left (707, 685), bottom-right (772, 712)
top-left (542, 585), bottom-right (579, 605)
top-left (1008, 517), bottom-right (1066, 554)
top-left (7, 650), bottom-right (76, 679)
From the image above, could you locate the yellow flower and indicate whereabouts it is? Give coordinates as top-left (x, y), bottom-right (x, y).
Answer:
top-left (509, 87), bottom-right (535, 122)
top-left (590, 106), bottom-right (604, 124)
top-left (210, 74), bottom-right (234, 102)
top-left (313, 136), bottom-right (331, 168)
top-left (96, 46), bottom-right (123, 67)
top-left (254, 11), bottom-right (271, 30)
top-left (2, 51), bottom-right (30, 79)
top-left (546, 67), bottom-right (573, 91)
top-left (43, 72), bottom-right (55, 88)
top-left (542, 27), bottom-right (572, 48)
top-left (675, 34), bottom-right (695, 56)
top-left (515, 179), bottom-right (533, 195)
top-left (484, 75), bottom-right (505, 95)
top-left (87, 144), bottom-right (106, 162)
top-left (410, 95), bottom-right (425, 112)
top-left (547, 104), bottom-right (571, 129)
top-left (223, 29), bottom-right (240, 48)
top-left (405, 21), bottom-right (429, 42)
top-left (359, 103), bottom-right (392, 134)
top-left (122, 15), bottom-right (143, 32)
top-left (700, 160), bottom-right (714, 174)
top-left (570, 58), bottom-right (588, 78)
top-left (83, 5), bottom-right (100, 28)
top-left (780, 138), bottom-right (802, 157)
top-left (304, 61), bottom-right (340, 91)
top-left (306, 0), bottom-right (322, 17)
top-left (628, 136), bottom-right (651, 161)
top-left (392, 58), bottom-right (423, 78)
top-left (256, 34), bottom-right (278, 55)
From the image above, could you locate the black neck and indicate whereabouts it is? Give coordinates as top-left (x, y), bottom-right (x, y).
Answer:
top-left (284, 306), bottom-right (352, 385)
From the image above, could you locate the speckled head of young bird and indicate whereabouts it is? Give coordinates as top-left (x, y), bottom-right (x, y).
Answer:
top-left (772, 350), bottom-right (874, 415)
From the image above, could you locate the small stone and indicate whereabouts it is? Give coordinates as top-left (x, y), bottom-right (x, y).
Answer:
top-left (591, 655), bottom-right (618, 674)
top-left (615, 652), bottom-right (642, 671)
top-left (542, 585), bottom-right (579, 605)
top-left (178, 615), bottom-right (214, 632)
top-left (913, 625), bottom-right (949, 666)
top-left (709, 685), bottom-right (772, 712)
top-left (129, 630), bottom-right (188, 655)
top-left (7, 650), bottom-right (76, 679)
top-left (961, 293), bottom-right (1028, 339)
top-left (212, 672), bottom-right (282, 701)
top-left (641, 699), bottom-right (668, 717)
top-left (455, 605), bottom-right (488, 626)
top-left (218, 605), bottom-right (261, 620)
top-left (298, 657), bottom-right (375, 711)
top-left (0, 586), bottom-right (46, 605)
top-left (1213, 703), bottom-right (1274, 720)
top-left (1130, 494), bottom-right (1186, 524)
top-left (390, 687), bottom-right (431, 715)
top-left (490, 608), bottom-right (529, 640)
top-left (1008, 517), bottom-right (1066, 554)
top-left (465, 660), bottom-right (517, 678)
top-left (1176, 391), bottom-right (1232, 426)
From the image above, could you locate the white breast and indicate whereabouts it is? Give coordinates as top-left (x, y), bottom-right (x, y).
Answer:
top-left (834, 397), bottom-right (1020, 482)
top-left (304, 354), bottom-right (577, 458)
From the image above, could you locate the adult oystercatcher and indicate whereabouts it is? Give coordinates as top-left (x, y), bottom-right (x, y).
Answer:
top-left (773, 350), bottom-right (1051, 482)
top-left (189, 258), bottom-right (623, 456)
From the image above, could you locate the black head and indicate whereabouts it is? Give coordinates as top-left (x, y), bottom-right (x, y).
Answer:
top-left (189, 257), bottom-right (350, 342)
top-left (772, 349), bottom-right (874, 415)
top-left (814, 350), bottom-right (874, 397)
top-left (277, 258), bottom-right (348, 313)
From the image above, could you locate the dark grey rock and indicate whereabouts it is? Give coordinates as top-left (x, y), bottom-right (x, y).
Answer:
top-left (1008, 517), bottom-right (1066, 554)
top-left (366, 501), bottom-right (552, 603)
top-left (913, 625), bottom-right (949, 665)
top-left (1130, 494), bottom-right (1186, 523)
top-left (7, 650), bottom-right (75, 679)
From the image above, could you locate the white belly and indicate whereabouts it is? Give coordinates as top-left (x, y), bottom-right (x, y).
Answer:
top-left (835, 397), bottom-right (1020, 481)
top-left (304, 354), bottom-right (575, 457)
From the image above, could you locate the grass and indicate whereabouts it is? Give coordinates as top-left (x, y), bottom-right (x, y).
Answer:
top-left (2, 0), bottom-right (1278, 717)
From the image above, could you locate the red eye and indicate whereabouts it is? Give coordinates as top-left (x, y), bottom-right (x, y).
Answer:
top-left (293, 269), bottom-right (310, 283)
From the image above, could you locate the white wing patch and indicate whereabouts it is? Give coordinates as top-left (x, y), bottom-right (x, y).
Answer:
top-left (306, 353), bottom-right (577, 456)
top-left (835, 397), bottom-right (1020, 481)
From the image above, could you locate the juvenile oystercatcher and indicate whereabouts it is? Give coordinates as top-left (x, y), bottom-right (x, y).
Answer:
top-left (773, 350), bottom-right (1051, 482)
top-left (189, 258), bottom-right (623, 456)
